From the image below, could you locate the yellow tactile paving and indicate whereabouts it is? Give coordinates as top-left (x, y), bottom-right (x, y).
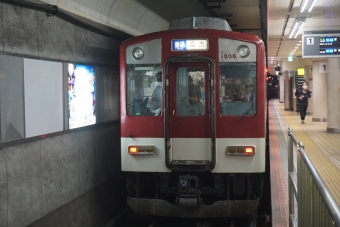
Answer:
top-left (272, 99), bottom-right (340, 206)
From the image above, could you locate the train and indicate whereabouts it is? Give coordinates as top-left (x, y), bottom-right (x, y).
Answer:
top-left (120, 17), bottom-right (267, 219)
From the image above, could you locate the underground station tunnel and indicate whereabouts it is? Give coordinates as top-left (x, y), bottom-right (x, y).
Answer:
top-left (1, 0), bottom-right (340, 227)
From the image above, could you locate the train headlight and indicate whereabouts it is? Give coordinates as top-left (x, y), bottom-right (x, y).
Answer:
top-left (226, 146), bottom-right (255, 156)
top-left (237, 45), bottom-right (250, 58)
top-left (132, 47), bottom-right (144, 60)
top-left (128, 146), bottom-right (155, 155)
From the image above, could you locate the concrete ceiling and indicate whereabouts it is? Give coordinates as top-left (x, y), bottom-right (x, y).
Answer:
top-left (39, 0), bottom-right (263, 36)
top-left (268, 0), bottom-right (340, 71)
top-left (40, 0), bottom-right (340, 72)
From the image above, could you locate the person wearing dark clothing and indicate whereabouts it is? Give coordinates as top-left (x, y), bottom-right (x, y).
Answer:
top-left (295, 85), bottom-right (302, 113)
top-left (296, 82), bottom-right (312, 124)
top-left (232, 89), bottom-right (242, 101)
top-left (188, 76), bottom-right (201, 105)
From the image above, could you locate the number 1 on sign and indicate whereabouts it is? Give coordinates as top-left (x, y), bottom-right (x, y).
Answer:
top-left (319, 62), bottom-right (327, 73)
top-left (307, 37), bottom-right (314, 45)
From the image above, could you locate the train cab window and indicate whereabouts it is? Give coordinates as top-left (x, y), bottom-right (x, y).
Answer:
top-left (176, 67), bottom-right (205, 116)
top-left (126, 64), bottom-right (162, 116)
top-left (219, 62), bottom-right (256, 116)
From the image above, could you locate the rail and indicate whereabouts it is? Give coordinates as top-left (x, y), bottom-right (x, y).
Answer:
top-left (287, 127), bottom-right (340, 227)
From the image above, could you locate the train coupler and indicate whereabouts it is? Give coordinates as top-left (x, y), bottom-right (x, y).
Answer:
top-left (176, 175), bottom-right (202, 207)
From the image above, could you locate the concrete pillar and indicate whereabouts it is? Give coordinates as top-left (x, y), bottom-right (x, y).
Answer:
top-left (279, 74), bottom-right (284, 103)
top-left (304, 65), bottom-right (313, 115)
top-left (327, 58), bottom-right (340, 133)
top-left (284, 71), bottom-right (290, 110)
top-left (312, 61), bottom-right (327, 122)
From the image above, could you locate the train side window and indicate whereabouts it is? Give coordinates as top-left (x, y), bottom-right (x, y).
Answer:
top-left (219, 62), bottom-right (256, 116)
top-left (126, 64), bottom-right (162, 116)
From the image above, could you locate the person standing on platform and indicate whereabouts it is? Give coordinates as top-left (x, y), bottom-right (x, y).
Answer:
top-left (295, 85), bottom-right (302, 113)
top-left (296, 81), bottom-right (312, 124)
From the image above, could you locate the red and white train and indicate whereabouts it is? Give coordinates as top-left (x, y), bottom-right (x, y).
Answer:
top-left (120, 17), bottom-right (266, 218)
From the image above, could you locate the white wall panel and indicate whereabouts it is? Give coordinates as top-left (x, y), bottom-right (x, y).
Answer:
top-left (24, 58), bottom-right (63, 138)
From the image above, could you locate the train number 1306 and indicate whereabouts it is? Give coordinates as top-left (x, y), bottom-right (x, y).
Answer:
top-left (221, 54), bottom-right (237, 59)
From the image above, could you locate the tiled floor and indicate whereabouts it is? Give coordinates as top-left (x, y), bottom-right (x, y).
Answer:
top-left (269, 99), bottom-right (340, 226)
top-left (272, 99), bottom-right (340, 173)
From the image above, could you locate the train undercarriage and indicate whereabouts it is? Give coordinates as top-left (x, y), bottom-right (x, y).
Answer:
top-left (126, 172), bottom-right (263, 218)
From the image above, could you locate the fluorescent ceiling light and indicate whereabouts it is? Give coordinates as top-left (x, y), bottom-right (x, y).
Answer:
top-left (289, 17), bottom-right (306, 39)
top-left (295, 24), bottom-right (304, 38)
top-left (300, 0), bottom-right (318, 13)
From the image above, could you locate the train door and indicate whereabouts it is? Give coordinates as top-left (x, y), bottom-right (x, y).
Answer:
top-left (166, 61), bottom-right (214, 168)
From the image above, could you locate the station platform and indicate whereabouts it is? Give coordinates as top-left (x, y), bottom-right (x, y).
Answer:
top-left (268, 99), bottom-right (340, 227)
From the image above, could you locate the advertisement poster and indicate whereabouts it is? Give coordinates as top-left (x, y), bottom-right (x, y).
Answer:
top-left (68, 63), bottom-right (96, 129)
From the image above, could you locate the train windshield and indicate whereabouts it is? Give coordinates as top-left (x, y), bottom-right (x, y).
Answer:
top-left (126, 64), bottom-right (162, 116)
top-left (219, 62), bottom-right (256, 116)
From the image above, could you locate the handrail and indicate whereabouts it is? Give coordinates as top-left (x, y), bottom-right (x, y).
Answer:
top-left (287, 127), bottom-right (340, 227)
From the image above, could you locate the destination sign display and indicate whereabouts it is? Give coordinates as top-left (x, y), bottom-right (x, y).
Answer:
top-left (303, 31), bottom-right (340, 58)
top-left (171, 39), bottom-right (208, 51)
top-left (319, 36), bottom-right (340, 54)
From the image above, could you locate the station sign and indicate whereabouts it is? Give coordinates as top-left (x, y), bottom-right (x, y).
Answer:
top-left (171, 39), bottom-right (208, 51)
top-left (303, 31), bottom-right (340, 58)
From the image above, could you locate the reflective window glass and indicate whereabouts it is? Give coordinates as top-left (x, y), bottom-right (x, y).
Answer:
top-left (126, 64), bottom-right (162, 116)
top-left (219, 62), bottom-right (256, 116)
top-left (0, 55), bottom-right (25, 143)
top-left (176, 67), bottom-right (205, 116)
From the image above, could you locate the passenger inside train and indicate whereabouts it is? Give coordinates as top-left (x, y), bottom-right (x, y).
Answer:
top-left (176, 68), bottom-right (205, 116)
top-left (188, 75), bottom-right (201, 105)
top-left (126, 65), bottom-right (162, 116)
top-left (219, 62), bottom-right (256, 116)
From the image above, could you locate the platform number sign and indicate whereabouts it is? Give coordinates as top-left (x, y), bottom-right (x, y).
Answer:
top-left (319, 62), bottom-right (327, 73)
top-left (307, 37), bottom-right (314, 45)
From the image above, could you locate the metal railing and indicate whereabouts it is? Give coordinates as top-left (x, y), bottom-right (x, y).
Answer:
top-left (288, 127), bottom-right (340, 227)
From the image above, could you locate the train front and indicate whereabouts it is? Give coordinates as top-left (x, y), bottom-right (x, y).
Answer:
top-left (120, 17), bottom-right (266, 218)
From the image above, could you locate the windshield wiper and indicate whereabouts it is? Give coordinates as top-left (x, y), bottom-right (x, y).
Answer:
top-left (237, 101), bottom-right (253, 122)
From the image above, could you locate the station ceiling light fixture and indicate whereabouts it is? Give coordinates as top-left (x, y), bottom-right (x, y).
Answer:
top-left (300, 0), bottom-right (318, 13)
top-left (289, 17), bottom-right (306, 39)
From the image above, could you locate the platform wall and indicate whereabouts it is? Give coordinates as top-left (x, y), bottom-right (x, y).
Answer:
top-left (0, 2), bottom-right (128, 227)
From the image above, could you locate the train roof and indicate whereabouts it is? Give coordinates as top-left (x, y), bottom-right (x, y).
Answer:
top-left (169, 17), bottom-right (232, 31)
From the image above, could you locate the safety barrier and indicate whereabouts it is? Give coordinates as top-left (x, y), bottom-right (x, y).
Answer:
top-left (288, 127), bottom-right (340, 227)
